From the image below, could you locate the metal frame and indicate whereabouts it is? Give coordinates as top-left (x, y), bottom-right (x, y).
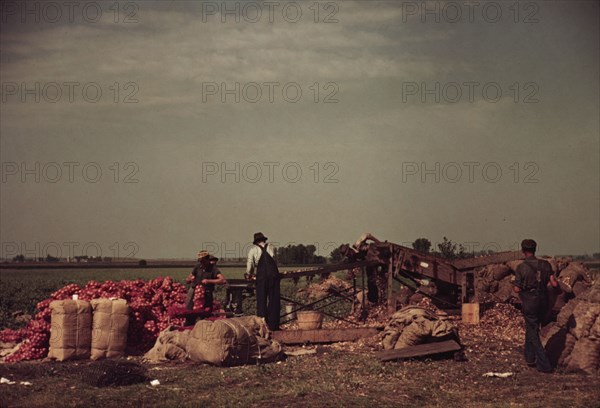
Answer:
top-left (279, 260), bottom-right (378, 325)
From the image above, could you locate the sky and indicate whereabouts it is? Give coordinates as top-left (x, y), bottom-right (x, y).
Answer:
top-left (0, 0), bottom-right (599, 260)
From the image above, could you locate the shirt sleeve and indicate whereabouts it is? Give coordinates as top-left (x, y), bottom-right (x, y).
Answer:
top-left (513, 263), bottom-right (526, 289)
top-left (247, 247), bottom-right (256, 274)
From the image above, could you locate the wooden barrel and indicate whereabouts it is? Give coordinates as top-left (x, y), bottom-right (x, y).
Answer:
top-left (296, 311), bottom-right (323, 330)
top-left (462, 303), bottom-right (480, 324)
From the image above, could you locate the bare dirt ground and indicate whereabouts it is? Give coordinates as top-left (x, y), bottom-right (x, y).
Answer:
top-left (1, 305), bottom-right (599, 408)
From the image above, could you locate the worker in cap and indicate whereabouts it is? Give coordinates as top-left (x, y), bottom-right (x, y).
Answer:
top-left (247, 232), bottom-right (281, 331)
top-left (513, 239), bottom-right (558, 373)
top-left (185, 250), bottom-right (226, 325)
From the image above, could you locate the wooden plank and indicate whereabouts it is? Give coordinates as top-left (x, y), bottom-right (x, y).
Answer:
top-left (272, 327), bottom-right (380, 344)
top-left (279, 260), bottom-right (379, 279)
top-left (225, 279), bottom-right (254, 289)
top-left (387, 245), bottom-right (395, 314)
top-left (376, 339), bottom-right (462, 361)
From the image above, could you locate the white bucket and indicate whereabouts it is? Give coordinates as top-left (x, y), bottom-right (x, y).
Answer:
top-left (285, 304), bottom-right (296, 320)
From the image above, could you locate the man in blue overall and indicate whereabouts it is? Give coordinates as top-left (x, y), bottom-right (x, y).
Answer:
top-left (512, 239), bottom-right (558, 373)
top-left (247, 232), bottom-right (280, 331)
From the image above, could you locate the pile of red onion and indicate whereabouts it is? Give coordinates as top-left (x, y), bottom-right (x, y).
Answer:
top-left (1, 277), bottom-right (212, 362)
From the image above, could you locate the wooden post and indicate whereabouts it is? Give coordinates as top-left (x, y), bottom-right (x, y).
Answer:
top-left (360, 266), bottom-right (367, 322)
top-left (387, 245), bottom-right (395, 314)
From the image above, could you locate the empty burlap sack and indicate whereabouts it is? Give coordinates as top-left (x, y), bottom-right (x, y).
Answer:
top-left (186, 316), bottom-right (281, 366)
top-left (144, 327), bottom-right (190, 363)
top-left (90, 299), bottom-right (130, 360)
top-left (48, 300), bottom-right (92, 361)
top-left (382, 307), bottom-right (457, 350)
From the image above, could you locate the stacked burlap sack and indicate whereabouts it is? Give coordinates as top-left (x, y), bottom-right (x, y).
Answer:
top-left (90, 299), bottom-right (129, 360)
top-left (48, 298), bottom-right (129, 361)
top-left (541, 280), bottom-right (600, 374)
top-left (475, 259), bottom-right (592, 306)
top-left (382, 306), bottom-right (458, 350)
top-left (48, 300), bottom-right (93, 361)
top-left (144, 316), bottom-right (282, 366)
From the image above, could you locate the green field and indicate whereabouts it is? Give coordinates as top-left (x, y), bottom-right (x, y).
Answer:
top-left (0, 266), bottom-right (244, 283)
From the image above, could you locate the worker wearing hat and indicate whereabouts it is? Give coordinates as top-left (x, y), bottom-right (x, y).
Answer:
top-left (513, 239), bottom-right (557, 373)
top-left (247, 232), bottom-right (280, 331)
top-left (185, 250), bottom-right (226, 324)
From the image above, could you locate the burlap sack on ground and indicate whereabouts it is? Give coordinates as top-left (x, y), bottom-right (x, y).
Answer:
top-left (537, 257), bottom-right (559, 274)
top-left (492, 277), bottom-right (517, 303)
top-left (297, 276), bottom-right (351, 300)
top-left (570, 302), bottom-right (600, 340)
top-left (559, 264), bottom-right (592, 294)
top-left (573, 281), bottom-right (591, 297)
top-left (564, 338), bottom-right (600, 374)
top-left (186, 316), bottom-right (281, 366)
top-left (552, 291), bottom-right (570, 312)
top-left (144, 327), bottom-right (190, 363)
top-left (506, 260), bottom-right (524, 274)
top-left (90, 299), bottom-right (130, 360)
top-left (480, 264), bottom-right (512, 281)
top-left (542, 323), bottom-right (578, 368)
top-left (508, 257), bottom-right (562, 275)
top-left (382, 307), bottom-right (457, 350)
top-left (48, 300), bottom-right (92, 361)
top-left (475, 275), bottom-right (515, 303)
top-left (543, 281), bottom-right (600, 374)
top-left (556, 297), bottom-right (580, 327)
top-left (475, 264), bottom-right (520, 303)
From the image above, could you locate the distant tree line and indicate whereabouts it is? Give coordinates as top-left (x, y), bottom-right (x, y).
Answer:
top-left (412, 236), bottom-right (493, 259)
top-left (10, 254), bottom-right (113, 262)
top-left (275, 244), bottom-right (327, 265)
top-left (329, 246), bottom-right (345, 263)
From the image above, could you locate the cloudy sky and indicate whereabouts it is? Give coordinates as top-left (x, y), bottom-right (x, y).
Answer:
top-left (1, 0), bottom-right (598, 259)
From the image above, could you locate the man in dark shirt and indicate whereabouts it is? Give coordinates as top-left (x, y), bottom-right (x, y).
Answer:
top-left (513, 239), bottom-right (558, 373)
top-left (186, 251), bottom-right (226, 312)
